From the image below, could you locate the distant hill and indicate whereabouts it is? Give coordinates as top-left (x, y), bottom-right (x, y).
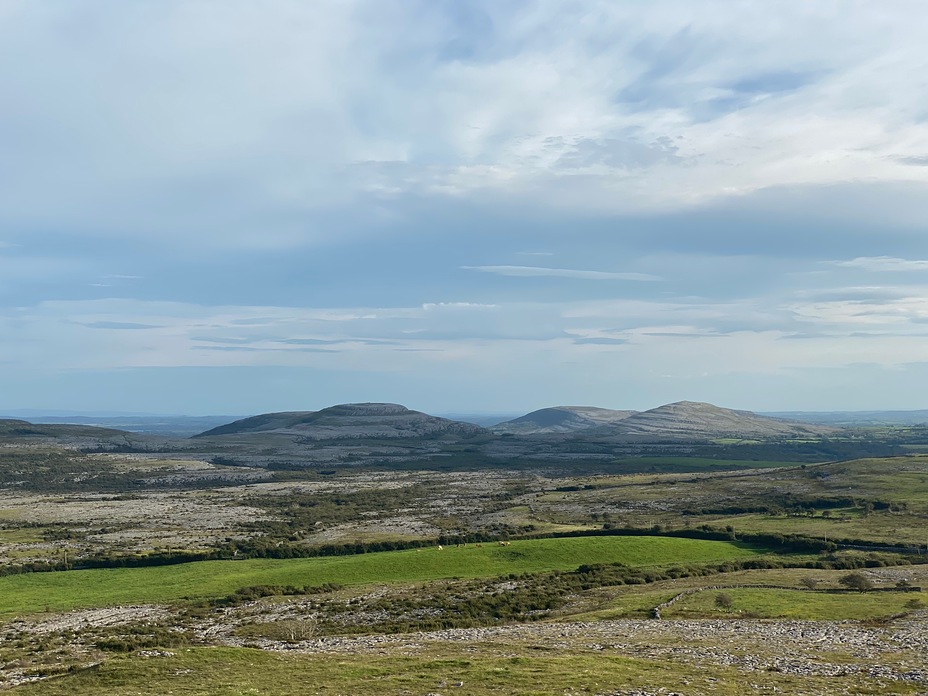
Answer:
top-left (193, 411), bottom-right (318, 437)
top-left (0, 418), bottom-right (166, 451)
top-left (194, 403), bottom-right (487, 440)
top-left (0, 414), bottom-right (240, 437)
top-left (598, 401), bottom-right (837, 440)
top-left (437, 412), bottom-right (522, 428)
top-left (0, 418), bottom-right (129, 439)
top-left (491, 406), bottom-right (638, 434)
top-left (761, 410), bottom-right (928, 426)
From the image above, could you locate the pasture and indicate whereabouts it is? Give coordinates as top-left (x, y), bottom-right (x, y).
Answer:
top-left (0, 536), bottom-right (764, 616)
top-left (664, 586), bottom-right (924, 620)
top-left (560, 565), bottom-right (928, 621)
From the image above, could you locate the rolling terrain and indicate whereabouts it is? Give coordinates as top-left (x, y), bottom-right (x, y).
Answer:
top-left (1, 401), bottom-right (926, 693)
top-left (3, 399), bottom-right (918, 471)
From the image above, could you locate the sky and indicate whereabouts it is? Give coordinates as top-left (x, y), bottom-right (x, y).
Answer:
top-left (2, 1), bottom-right (928, 416)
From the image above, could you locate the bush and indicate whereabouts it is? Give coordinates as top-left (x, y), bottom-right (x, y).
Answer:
top-left (838, 572), bottom-right (874, 592)
top-left (800, 577), bottom-right (820, 590)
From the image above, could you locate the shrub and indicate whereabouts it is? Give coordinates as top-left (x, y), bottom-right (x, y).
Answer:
top-left (838, 572), bottom-right (874, 592)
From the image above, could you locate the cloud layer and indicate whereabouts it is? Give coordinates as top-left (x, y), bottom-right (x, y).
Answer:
top-left (1, 1), bottom-right (927, 413)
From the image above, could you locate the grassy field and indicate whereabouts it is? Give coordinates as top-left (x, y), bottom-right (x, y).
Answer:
top-left (561, 566), bottom-right (927, 621)
top-left (0, 536), bottom-right (764, 616)
top-left (700, 509), bottom-right (928, 547)
top-left (665, 587), bottom-right (924, 620)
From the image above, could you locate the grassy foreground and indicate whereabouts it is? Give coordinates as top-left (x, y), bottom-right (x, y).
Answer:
top-left (13, 644), bottom-right (923, 696)
top-left (0, 536), bottom-right (763, 616)
top-left (667, 586), bottom-right (924, 620)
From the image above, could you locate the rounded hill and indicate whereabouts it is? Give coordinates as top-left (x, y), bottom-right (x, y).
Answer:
top-left (194, 403), bottom-right (487, 440)
top-left (491, 406), bottom-right (638, 434)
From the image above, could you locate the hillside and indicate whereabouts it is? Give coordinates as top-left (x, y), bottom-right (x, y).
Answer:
top-left (193, 412), bottom-right (318, 437)
top-left (0, 418), bottom-right (131, 440)
top-left (0, 418), bottom-right (168, 453)
top-left (195, 403), bottom-right (487, 440)
top-left (1, 414), bottom-right (241, 436)
top-left (491, 406), bottom-right (638, 434)
top-left (600, 401), bottom-right (837, 440)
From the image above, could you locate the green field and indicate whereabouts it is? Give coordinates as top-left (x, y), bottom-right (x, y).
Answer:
top-left (558, 566), bottom-right (926, 622)
top-left (0, 536), bottom-right (763, 616)
top-left (665, 587), bottom-right (924, 620)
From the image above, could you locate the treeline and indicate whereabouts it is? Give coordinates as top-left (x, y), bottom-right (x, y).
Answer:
top-left (681, 495), bottom-right (906, 516)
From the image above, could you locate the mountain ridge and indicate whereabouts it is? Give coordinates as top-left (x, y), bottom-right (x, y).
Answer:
top-left (195, 400), bottom-right (838, 442)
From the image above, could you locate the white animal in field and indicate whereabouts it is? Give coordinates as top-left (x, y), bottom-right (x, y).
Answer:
top-left (437, 545), bottom-right (443, 550)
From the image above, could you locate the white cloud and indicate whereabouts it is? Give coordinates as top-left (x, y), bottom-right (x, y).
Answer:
top-left (833, 256), bottom-right (928, 272)
top-left (3, 3), bottom-right (928, 412)
top-left (4, 286), bottom-right (928, 377)
top-left (421, 302), bottom-right (496, 310)
top-left (461, 265), bottom-right (661, 281)
top-left (2, 2), bottom-right (928, 248)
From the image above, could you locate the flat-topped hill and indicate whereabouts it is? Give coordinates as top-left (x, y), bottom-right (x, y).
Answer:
top-left (195, 403), bottom-right (487, 440)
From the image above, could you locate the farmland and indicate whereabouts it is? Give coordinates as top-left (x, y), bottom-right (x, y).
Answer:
top-left (0, 536), bottom-right (764, 615)
top-left (0, 419), bottom-right (926, 693)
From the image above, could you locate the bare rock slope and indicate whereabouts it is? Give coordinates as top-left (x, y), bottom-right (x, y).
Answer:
top-left (601, 401), bottom-right (837, 439)
top-left (195, 403), bottom-right (487, 440)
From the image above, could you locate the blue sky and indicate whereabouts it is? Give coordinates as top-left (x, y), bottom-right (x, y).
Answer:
top-left (2, 1), bottom-right (928, 415)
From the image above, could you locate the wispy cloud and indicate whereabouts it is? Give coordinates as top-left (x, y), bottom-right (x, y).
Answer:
top-left (832, 257), bottom-right (928, 272)
top-left (896, 155), bottom-right (928, 167)
top-left (461, 266), bottom-right (662, 281)
top-left (421, 302), bottom-right (497, 310)
top-left (77, 321), bottom-right (162, 330)
top-left (3, 1), bottom-right (928, 251)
